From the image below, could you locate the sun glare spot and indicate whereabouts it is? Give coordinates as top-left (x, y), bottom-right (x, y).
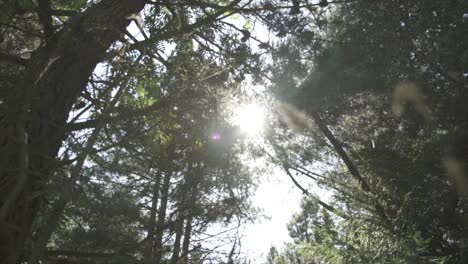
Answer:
top-left (233, 103), bottom-right (266, 137)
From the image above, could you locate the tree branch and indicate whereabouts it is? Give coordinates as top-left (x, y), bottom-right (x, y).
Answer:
top-left (131, 0), bottom-right (241, 50)
top-left (65, 98), bottom-right (173, 132)
top-left (37, 0), bottom-right (54, 41)
top-left (309, 111), bottom-right (390, 225)
top-left (283, 164), bottom-right (347, 219)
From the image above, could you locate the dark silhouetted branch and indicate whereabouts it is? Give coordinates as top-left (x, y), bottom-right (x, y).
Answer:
top-left (37, 0), bottom-right (54, 41)
top-left (309, 111), bottom-right (390, 225)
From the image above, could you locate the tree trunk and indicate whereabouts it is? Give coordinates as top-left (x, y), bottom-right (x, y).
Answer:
top-left (170, 216), bottom-right (184, 264)
top-left (0, 0), bottom-right (146, 262)
top-left (171, 166), bottom-right (193, 264)
top-left (181, 217), bottom-right (193, 264)
top-left (154, 171), bottom-right (172, 263)
top-left (180, 168), bottom-right (200, 264)
top-left (144, 170), bottom-right (162, 264)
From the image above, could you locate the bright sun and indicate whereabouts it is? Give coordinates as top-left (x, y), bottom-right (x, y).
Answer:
top-left (232, 103), bottom-right (266, 137)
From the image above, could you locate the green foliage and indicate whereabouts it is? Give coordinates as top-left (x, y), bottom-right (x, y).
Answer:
top-left (265, 0), bottom-right (468, 263)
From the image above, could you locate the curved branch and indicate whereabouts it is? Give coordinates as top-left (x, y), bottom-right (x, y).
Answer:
top-left (283, 164), bottom-right (348, 219)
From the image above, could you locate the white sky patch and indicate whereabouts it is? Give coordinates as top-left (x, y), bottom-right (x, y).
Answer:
top-left (240, 167), bottom-right (303, 262)
top-left (126, 22), bottom-right (144, 41)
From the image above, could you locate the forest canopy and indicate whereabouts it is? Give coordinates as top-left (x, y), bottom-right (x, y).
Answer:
top-left (0, 0), bottom-right (467, 263)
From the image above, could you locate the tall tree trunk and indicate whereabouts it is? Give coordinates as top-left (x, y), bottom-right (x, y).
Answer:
top-left (170, 216), bottom-right (184, 264)
top-left (181, 217), bottom-right (193, 264)
top-left (180, 168), bottom-right (200, 264)
top-left (144, 170), bottom-right (162, 264)
top-left (171, 165), bottom-right (192, 264)
top-left (154, 171), bottom-right (171, 263)
top-left (0, 0), bottom-right (146, 262)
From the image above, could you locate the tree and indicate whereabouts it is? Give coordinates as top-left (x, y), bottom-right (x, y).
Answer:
top-left (0, 0), bottom-right (271, 261)
top-left (262, 0), bottom-right (468, 263)
top-left (1, 0), bottom-right (147, 261)
top-left (36, 83), bottom-right (257, 264)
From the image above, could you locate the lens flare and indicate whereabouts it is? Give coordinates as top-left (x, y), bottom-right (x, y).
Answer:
top-left (211, 132), bottom-right (221, 141)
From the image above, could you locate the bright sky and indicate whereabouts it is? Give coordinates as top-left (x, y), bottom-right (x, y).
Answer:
top-left (241, 169), bottom-right (303, 261)
top-left (230, 102), bottom-right (304, 262)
